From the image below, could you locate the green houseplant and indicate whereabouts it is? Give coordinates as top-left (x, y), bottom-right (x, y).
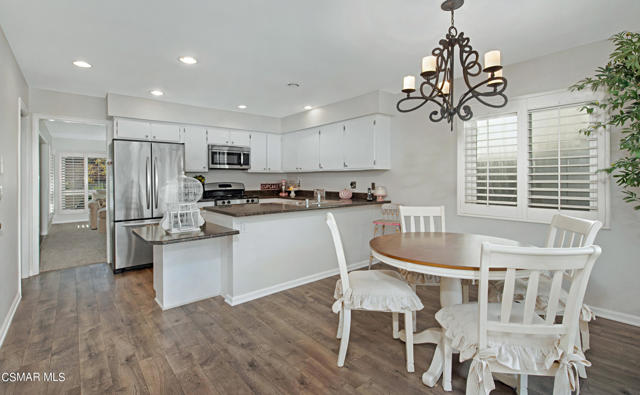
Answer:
top-left (571, 31), bottom-right (640, 210)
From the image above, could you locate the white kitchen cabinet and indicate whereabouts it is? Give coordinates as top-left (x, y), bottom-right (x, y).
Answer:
top-left (183, 126), bottom-right (209, 172)
top-left (115, 118), bottom-right (151, 140)
top-left (229, 130), bottom-right (251, 147)
top-left (150, 123), bottom-right (181, 142)
top-left (342, 116), bottom-right (375, 170)
top-left (282, 133), bottom-right (299, 172)
top-left (207, 127), bottom-right (229, 145)
top-left (297, 129), bottom-right (320, 171)
top-left (266, 134), bottom-right (282, 172)
top-left (318, 123), bottom-right (344, 170)
top-left (249, 132), bottom-right (268, 171)
top-left (372, 115), bottom-right (391, 169)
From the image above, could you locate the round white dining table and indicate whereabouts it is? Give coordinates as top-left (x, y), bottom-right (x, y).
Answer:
top-left (369, 231), bottom-right (529, 388)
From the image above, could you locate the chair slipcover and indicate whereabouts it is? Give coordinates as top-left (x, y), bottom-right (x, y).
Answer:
top-left (333, 270), bottom-right (424, 313)
top-left (436, 302), bottom-right (590, 395)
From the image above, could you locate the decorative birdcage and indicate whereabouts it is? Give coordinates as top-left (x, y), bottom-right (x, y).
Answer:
top-left (159, 176), bottom-right (205, 234)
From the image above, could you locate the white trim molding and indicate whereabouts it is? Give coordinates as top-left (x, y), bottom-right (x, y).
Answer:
top-left (590, 306), bottom-right (640, 327)
top-left (0, 292), bottom-right (21, 349)
top-left (224, 259), bottom-right (369, 306)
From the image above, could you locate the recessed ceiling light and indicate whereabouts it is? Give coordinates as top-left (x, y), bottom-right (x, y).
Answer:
top-left (178, 56), bottom-right (198, 65)
top-left (72, 60), bottom-right (92, 68)
top-left (48, 119), bottom-right (55, 121)
top-left (150, 90), bottom-right (164, 96)
top-left (237, 105), bottom-right (247, 109)
top-left (304, 105), bottom-right (313, 110)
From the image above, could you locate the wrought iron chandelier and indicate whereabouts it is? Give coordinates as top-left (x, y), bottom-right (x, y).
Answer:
top-left (397, 0), bottom-right (508, 130)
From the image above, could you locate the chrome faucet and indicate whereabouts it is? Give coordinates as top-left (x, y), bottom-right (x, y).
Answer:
top-left (314, 189), bottom-right (325, 203)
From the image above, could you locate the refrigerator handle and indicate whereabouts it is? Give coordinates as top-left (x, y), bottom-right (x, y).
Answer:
top-left (145, 157), bottom-right (151, 209)
top-left (154, 157), bottom-right (159, 209)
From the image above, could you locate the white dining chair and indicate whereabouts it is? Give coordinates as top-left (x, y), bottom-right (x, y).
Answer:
top-left (493, 214), bottom-right (602, 355)
top-left (397, 205), bottom-right (469, 330)
top-left (368, 203), bottom-right (402, 269)
top-left (436, 242), bottom-right (601, 394)
top-left (326, 212), bottom-right (423, 372)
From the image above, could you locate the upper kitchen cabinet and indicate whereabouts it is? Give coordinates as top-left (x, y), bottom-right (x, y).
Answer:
top-left (341, 114), bottom-right (391, 170)
top-left (150, 123), bottom-right (181, 142)
top-left (207, 127), bottom-right (251, 147)
top-left (342, 116), bottom-right (375, 169)
top-left (183, 126), bottom-right (209, 172)
top-left (249, 132), bottom-right (268, 171)
top-left (283, 129), bottom-right (319, 172)
top-left (114, 118), bottom-right (180, 142)
top-left (229, 130), bottom-right (251, 147)
top-left (114, 118), bottom-right (151, 140)
top-left (249, 133), bottom-right (282, 173)
top-left (266, 134), bottom-right (282, 172)
top-left (318, 123), bottom-right (344, 170)
top-left (207, 127), bottom-right (230, 145)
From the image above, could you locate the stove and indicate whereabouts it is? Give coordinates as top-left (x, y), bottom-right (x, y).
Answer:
top-left (201, 182), bottom-right (259, 206)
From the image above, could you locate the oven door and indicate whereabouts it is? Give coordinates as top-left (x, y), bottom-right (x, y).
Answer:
top-left (209, 145), bottom-right (250, 169)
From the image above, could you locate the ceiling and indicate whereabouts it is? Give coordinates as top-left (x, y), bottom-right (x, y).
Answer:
top-left (42, 120), bottom-right (106, 141)
top-left (2, 0), bottom-right (639, 118)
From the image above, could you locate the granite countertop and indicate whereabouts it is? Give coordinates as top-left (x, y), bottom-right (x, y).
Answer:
top-left (202, 198), bottom-right (389, 217)
top-left (132, 222), bottom-right (239, 245)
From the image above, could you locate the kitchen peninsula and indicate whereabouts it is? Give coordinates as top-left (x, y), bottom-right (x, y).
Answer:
top-left (133, 222), bottom-right (239, 310)
top-left (201, 194), bottom-right (387, 305)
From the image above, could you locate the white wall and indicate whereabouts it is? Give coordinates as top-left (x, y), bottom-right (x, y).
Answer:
top-left (107, 93), bottom-right (281, 133)
top-left (0, 25), bottom-right (29, 345)
top-left (30, 88), bottom-right (107, 120)
top-left (281, 39), bottom-right (640, 322)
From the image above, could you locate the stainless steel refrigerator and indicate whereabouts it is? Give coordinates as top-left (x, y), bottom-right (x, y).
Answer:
top-left (111, 139), bottom-right (185, 272)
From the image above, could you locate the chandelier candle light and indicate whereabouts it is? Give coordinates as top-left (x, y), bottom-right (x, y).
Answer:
top-left (397, 0), bottom-right (508, 130)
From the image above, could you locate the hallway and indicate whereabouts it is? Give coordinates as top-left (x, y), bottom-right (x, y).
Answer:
top-left (40, 222), bottom-right (106, 272)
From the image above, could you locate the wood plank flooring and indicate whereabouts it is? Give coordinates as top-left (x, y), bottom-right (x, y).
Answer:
top-left (1, 263), bottom-right (639, 394)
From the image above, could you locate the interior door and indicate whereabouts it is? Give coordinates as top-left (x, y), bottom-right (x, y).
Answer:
top-left (113, 140), bottom-right (152, 221)
top-left (152, 142), bottom-right (185, 218)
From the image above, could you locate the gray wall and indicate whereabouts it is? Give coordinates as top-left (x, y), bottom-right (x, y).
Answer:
top-left (0, 26), bottom-right (29, 340)
top-left (281, 39), bottom-right (640, 320)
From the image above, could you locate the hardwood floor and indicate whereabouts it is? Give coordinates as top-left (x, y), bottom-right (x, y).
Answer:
top-left (1, 263), bottom-right (638, 394)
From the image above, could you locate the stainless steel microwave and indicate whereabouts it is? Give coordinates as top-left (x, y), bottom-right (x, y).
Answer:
top-left (208, 145), bottom-right (251, 169)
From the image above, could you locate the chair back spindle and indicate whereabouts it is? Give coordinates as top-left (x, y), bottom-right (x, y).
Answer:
top-left (399, 205), bottom-right (445, 233)
top-left (477, 243), bottom-right (601, 352)
top-left (545, 214), bottom-right (602, 248)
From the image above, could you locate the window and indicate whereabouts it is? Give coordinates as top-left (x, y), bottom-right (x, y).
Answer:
top-left (58, 153), bottom-right (107, 212)
top-left (87, 157), bottom-right (107, 192)
top-left (49, 152), bottom-right (55, 214)
top-left (528, 106), bottom-right (597, 211)
top-left (464, 114), bottom-right (518, 207)
top-left (60, 155), bottom-right (85, 211)
top-left (457, 90), bottom-right (609, 225)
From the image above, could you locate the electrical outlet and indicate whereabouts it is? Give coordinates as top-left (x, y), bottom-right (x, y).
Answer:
top-left (350, 181), bottom-right (356, 189)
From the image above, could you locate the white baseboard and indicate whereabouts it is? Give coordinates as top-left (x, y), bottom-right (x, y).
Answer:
top-left (0, 291), bottom-right (21, 349)
top-left (225, 260), bottom-right (369, 306)
top-left (156, 292), bottom-right (221, 311)
top-left (590, 306), bottom-right (640, 327)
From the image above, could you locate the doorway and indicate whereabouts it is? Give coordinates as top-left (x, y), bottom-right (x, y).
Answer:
top-left (37, 118), bottom-right (108, 272)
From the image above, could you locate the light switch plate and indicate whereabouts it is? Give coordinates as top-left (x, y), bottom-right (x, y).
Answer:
top-left (0, 155), bottom-right (4, 174)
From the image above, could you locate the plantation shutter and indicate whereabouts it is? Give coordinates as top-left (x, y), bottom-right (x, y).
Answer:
top-left (528, 105), bottom-right (597, 211)
top-left (464, 114), bottom-right (519, 206)
top-left (49, 153), bottom-right (55, 214)
top-left (60, 155), bottom-right (85, 210)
